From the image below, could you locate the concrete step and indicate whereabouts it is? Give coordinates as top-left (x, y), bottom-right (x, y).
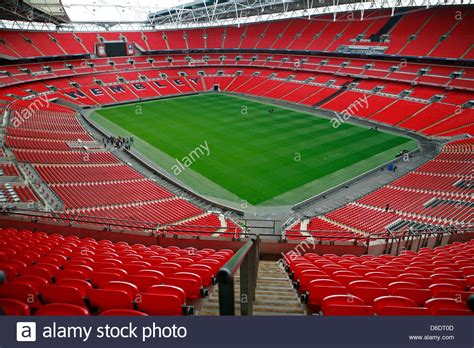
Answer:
top-left (197, 260), bottom-right (305, 316)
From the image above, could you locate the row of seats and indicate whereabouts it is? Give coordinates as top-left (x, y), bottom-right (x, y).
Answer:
top-left (0, 228), bottom-right (234, 316)
top-left (11, 69), bottom-right (464, 137)
top-left (4, 95), bottom-right (238, 237)
top-left (0, 7), bottom-right (471, 59)
top-left (287, 138), bottom-right (473, 238)
top-left (285, 239), bottom-right (474, 316)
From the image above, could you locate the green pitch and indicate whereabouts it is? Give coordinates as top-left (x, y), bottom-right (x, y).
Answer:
top-left (91, 94), bottom-right (417, 207)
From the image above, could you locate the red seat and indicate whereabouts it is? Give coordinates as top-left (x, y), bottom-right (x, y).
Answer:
top-left (143, 285), bottom-right (186, 303)
top-left (429, 282), bottom-right (464, 294)
top-left (36, 303), bottom-right (90, 316)
top-left (39, 284), bottom-right (85, 307)
top-left (100, 309), bottom-right (148, 316)
top-left (350, 287), bottom-right (389, 304)
top-left (348, 280), bottom-right (382, 290)
top-left (323, 304), bottom-right (375, 316)
top-left (321, 294), bottom-right (365, 314)
top-left (434, 290), bottom-right (474, 302)
top-left (388, 281), bottom-right (421, 291)
top-left (435, 309), bottom-right (473, 316)
top-left (125, 274), bottom-right (163, 291)
top-left (12, 275), bottom-right (49, 288)
top-left (307, 285), bottom-right (348, 307)
top-left (63, 265), bottom-right (93, 277)
top-left (378, 306), bottom-right (431, 316)
top-left (183, 265), bottom-right (214, 286)
top-left (54, 269), bottom-right (88, 281)
top-left (373, 296), bottom-right (417, 314)
top-left (137, 293), bottom-right (185, 316)
top-left (88, 288), bottom-right (133, 312)
top-left (0, 283), bottom-right (41, 308)
top-left (0, 298), bottom-right (30, 316)
top-left (56, 279), bottom-right (92, 297)
top-left (121, 263), bottom-right (147, 274)
top-left (367, 276), bottom-right (397, 288)
top-left (392, 288), bottom-right (432, 306)
top-left (165, 272), bottom-right (203, 299)
top-left (425, 298), bottom-right (469, 315)
top-left (333, 274), bottom-right (364, 287)
top-left (102, 281), bottom-right (139, 298)
top-left (152, 264), bottom-right (181, 277)
top-left (90, 271), bottom-right (123, 287)
top-left (18, 266), bottom-right (53, 281)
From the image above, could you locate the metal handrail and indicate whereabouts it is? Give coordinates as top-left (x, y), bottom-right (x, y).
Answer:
top-left (217, 238), bottom-right (259, 315)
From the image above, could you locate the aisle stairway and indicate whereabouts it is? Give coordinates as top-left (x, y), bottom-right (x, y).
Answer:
top-left (198, 260), bottom-right (306, 316)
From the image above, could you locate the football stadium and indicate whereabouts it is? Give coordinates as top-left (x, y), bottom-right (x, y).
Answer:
top-left (0, 0), bottom-right (473, 331)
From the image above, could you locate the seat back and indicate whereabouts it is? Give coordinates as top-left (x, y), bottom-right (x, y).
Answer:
top-left (143, 285), bottom-right (186, 303)
top-left (0, 298), bottom-right (30, 316)
top-left (56, 278), bottom-right (92, 297)
top-left (350, 287), bottom-right (389, 304)
top-left (36, 303), bottom-right (90, 316)
top-left (102, 281), bottom-right (139, 298)
top-left (137, 293), bottom-right (184, 316)
top-left (323, 304), bottom-right (374, 316)
top-left (39, 284), bottom-right (85, 307)
top-left (87, 288), bottom-right (133, 312)
top-left (377, 306), bottom-right (431, 316)
top-left (0, 283), bottom-right (41, 308)
top-left (373, 296), bottom-right (417, 313)
top-left (125, 274), bottom-right (163, 291)
top-left (425, 298), bottom-right (469, 315)
top-left (100, 309), bottom-right (148, 316)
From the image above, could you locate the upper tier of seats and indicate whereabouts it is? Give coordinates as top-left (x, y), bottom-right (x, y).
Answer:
top-left (0, 6), bottom-right (472, 60)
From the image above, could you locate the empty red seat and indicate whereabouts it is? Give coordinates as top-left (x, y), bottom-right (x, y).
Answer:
top-left (144, 285), bottom-right (186, 301)
top-left (18, 266), bottom-right (53, 281)
top-left (183, 265), bottom-right (214, 286)
top-left (435, 309), bottom-right (473, 316)
top-left (88, 288), bottom-right (133, 312)
top-left (429, 283), bottom-right (464, 294)
top-left (348, 280), bottom-right (381, 290)
top-left (323, 304), bottom-right (375, 316)
top-left (378, 306), bottom-right (431, 316)
top-left (425, 298), bottom-right (469, 315)
top-left (434, 290), bottom-right (474, 302)
top-left (165, 272), bottom-right (203, 299)
top-left (0, 298), bottom-right (30, 316)
top-left (89, 271), bottom-right (123, 287)
top-left (390, 279), bottom-right (422, 289)
top-left (36, 303), bottom-right (90, 316)
top-left (321, 294), bottom-right (365, 313)
top-left (101, 309), bottom-right (148, 316)
top-left (125, 274), bottom-right (163, 291)
top-left (373, 296), bottom-right (417, 314)
top-left (39, 284), bottom-right (85, 307)
top-left (56, 279), bottom-right (92, 297)
top-left (102, 281), bottom-right (139, 298)
top-left (12, 275), bottom-right (49, 288)
top-left (137, 293), bottom-right (185, 316)
top-left (392, 288), bottom-right (432, 306)
top-left (307, 285), bottom-right (348, 308)
top-left (0, 283), bottom-right (41, 308)
top-left (350, 287), bottom-right (389, 304)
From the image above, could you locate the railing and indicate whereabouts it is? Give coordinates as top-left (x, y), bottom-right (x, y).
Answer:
top-left (217, 238), bottom-right (260, 315)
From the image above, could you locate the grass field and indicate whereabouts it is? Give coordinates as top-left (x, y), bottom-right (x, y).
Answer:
top-left (92, 94), bottom-right (417, 207)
